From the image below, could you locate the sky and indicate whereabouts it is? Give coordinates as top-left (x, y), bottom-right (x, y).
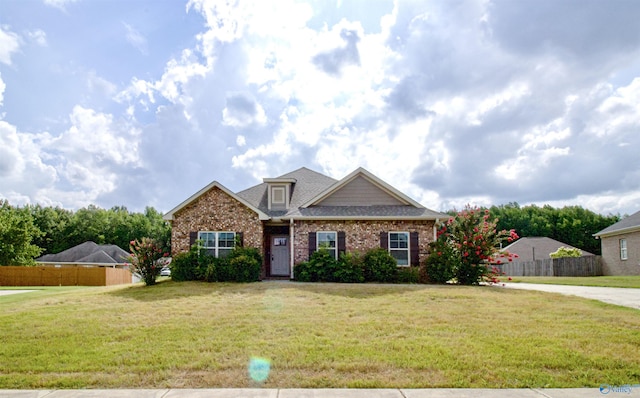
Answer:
top-left (1, 0), bottom-right (639, 217)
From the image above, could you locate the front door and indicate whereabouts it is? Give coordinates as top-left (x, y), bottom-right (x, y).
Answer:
top-left (270, 235), bottom-right (290, 276)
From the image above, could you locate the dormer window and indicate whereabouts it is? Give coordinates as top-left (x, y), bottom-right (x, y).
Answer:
top-left (264, 177), bottom-right (296, 210)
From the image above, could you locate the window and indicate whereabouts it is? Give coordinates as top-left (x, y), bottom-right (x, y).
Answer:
top-left (317, 231), bottom-right (337, 259)
top-left (198, 231), bottom-right (236, 257)
top-left (620, 239), bottom-right (628, 260)
top-left (389, 232), bottom-right (409, 266)
top-left (272, 186), bottom-right (285, 204)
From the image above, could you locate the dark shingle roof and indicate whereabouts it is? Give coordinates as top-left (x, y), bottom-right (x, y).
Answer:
top-left (37, 241), bottom-right (130, 264)
top-left (288, 205), bottom-right (446, 219)
top-left (594, 210), bottom-right (640, 237)
top-left (236, 167), bottom-right (338, 216)
top-left (501, 237), bottom-right (593, 262)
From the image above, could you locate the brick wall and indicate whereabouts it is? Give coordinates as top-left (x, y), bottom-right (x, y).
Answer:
top-left (170, 186), bottom-right (263, 254)
top-left (600, 231), bottom-right (640, 275)
top-left (293, 219), bottom-right (435, 265)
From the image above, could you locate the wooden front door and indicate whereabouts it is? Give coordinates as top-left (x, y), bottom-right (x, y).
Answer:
top-left (270, 235), bottom-right (290, 276)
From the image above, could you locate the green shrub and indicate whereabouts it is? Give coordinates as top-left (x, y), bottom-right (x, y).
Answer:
top-left (423, 237), bottom-right (457, 284)
top-left (171, 244), bottom-right (262, 283)
top-left (226, 247), bottom-right (262, 282)
top-left (396, 267), bottom-right (420, 284)
top-left (334, 251), bottom-right (365, 283)
top-left (170, 248), bottom-right (200, 282)
top-left (294, 249), bottom-right (338, 282)
top-left (363, 248), bottom-right (398, 283)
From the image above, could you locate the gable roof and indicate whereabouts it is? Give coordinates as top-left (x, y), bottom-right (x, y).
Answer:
top-left (501, 237), bottom-right (594, 262)
top-left (165, 166), bottom-right (446, 221)
top-left (302, 167), bottom-right (424, 208)
top-left (163, 180), bottom-right (271, 221)
top-left (594, 210), bottom-right (640, 238)
top-left (37, 241), bottom-right (130, 264)
top-left (236, 167), bottom-right (337, 216)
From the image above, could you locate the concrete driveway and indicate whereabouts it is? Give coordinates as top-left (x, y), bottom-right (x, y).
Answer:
top-left (502, 283), bottom-right (640, 310)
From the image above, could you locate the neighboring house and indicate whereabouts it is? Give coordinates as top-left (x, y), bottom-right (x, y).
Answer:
top-left (594, 210), bottom-right (640, 275)
top-left (163, 167), bottom-right (447, 279)
top-left (37, 241), bottom-right (130, 267)
top-left (500, 237), bottom-right (594, 263)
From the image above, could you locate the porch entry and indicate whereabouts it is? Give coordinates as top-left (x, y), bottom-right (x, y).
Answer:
top-left (270, 235), bottom-right (290, 276)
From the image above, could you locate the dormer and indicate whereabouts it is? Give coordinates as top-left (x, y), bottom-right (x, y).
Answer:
top-left (263, 177), bottom-right (296, 210)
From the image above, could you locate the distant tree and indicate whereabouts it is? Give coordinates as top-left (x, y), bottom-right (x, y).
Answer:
top-left (489, 203), bottom-right (619, 255)
top-left (28, 204), bottom-right (73, 255)
top-left (550, 247), bottom-right (582, 259)
top-left (0, 200), bottom-right (43, 265)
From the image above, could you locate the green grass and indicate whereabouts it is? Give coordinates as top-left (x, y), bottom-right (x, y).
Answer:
top-left (507, 276), bottom-right (640, 288)
top-left (1, 281), bottom-right (639, 389)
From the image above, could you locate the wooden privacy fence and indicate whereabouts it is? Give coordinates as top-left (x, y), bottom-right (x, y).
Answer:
top-left (0, 266), bottom-right (132, 286)
top-left (496, 256), bottom-right (602, 277)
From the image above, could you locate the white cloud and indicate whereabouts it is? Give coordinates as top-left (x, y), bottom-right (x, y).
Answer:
top-left (0, 26), bottom-right (21, 65)
top-left (42, 0), bottom-right (79, 11)
top-left (123, 22), bottom-right (147, 55)
top-left (27, 29), bottom-right (47, 46)
top-left (0, 72), bottom-right (5, 106)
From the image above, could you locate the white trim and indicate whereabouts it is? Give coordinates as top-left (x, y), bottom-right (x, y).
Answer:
top-left (594, 225), bottom-right (640, 238)
top-left (620, 238), bottom-right (628, 260)
top-left (388, 231), bottom-right (410, 267)
top-left (198, 231), bottom-right (236, 258)
top-left (290, 218), bottom-right (295, 279)
top-left (301, 167), bottom-right (425, 209)
top-left (163, 181), bottom-right (270, 221)
top-left (317, 231), bottom-right (338, 259)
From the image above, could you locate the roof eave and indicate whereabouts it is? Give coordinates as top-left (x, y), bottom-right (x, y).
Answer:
top-left (301, 167), bottom-right (425, 209)
top-left (594, 225), bottom-right (640, 238)
top-left (163, 180), bottom-right (270, 221)
top-left (285, 215), bottom-right (440, 221)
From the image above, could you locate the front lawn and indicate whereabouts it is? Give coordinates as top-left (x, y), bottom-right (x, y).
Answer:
top-left (507, 276), bottom-right (640, 289)
top-left (1, 281), bottom-right (638, 389)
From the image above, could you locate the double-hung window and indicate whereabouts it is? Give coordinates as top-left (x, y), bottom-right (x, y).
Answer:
top-left (317, 231), bottom-right (337, 259)
top-left (198, 231), bottom-right (236, 257)
top-left (389, 232), bottom-right (410, 266)
top-left (620, 239), bottom-right (628, 260)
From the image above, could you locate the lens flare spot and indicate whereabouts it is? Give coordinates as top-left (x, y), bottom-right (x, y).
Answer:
top-left (248, 357), bottom-right (271, 383)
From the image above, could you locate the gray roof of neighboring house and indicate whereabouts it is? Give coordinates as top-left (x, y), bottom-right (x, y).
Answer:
top-left (501, 237), bottom-right (594, 262)
top-left (37, 241), bottom-right (130, 264)
top-left (594, 210), bottom-right (640, 237)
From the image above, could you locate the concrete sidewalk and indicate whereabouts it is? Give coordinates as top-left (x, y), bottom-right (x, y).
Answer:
top-left (0, 388), bottom-right (630, 398)
top-left (501, 283), bottom-right (640, 310)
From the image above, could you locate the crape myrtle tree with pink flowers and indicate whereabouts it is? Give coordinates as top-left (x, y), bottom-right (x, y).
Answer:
top-left (127, 237), bottom-right (169, 286)
top-left (424, 205), bottom-right (519, 285)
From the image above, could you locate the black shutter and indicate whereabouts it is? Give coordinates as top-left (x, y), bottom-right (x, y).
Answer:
top-left (189, 231), bottom-right (198, 247)
top-left (410, 232), bottom-right (419, 266)
top-left (337, 231), bottom-right (346, 257)
top-left (308, 232), bottom-right (316, 260)
top-left (380, 231), bottom-right (388, 249)
top-left (237, 232), bottom-right (244, 247)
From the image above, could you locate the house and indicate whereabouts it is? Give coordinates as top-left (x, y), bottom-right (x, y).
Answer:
top-left (37, 241), bottom-right (130, 267)
top-left (594, 210), bottom-right (640, 275)
top-left (500, 237), bottom-right (594, 262)
top-left (163, 167), bottom-right (447, 279)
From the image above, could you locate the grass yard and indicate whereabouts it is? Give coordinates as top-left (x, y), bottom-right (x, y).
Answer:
top-left (1, 281), bottom-right (639, 389)
top-left (507, 276), bottom-right (640, 289)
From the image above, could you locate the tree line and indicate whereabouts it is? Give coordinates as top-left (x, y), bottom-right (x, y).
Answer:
top-left (0, 199), bottom-right (621, 266)
top-left (0, 200), bottom-right (170, 266)
top-left (487, 203), bottom-right (619, 255)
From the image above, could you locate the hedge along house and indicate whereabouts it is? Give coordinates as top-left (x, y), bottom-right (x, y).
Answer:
top-left (163, 167), bottom-right (447, 279)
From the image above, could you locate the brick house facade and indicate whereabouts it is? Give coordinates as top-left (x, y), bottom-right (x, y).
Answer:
top-left (595, 210), bottom-right (640, 275)
top-left (164, 167), bottom-right (446, 279)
